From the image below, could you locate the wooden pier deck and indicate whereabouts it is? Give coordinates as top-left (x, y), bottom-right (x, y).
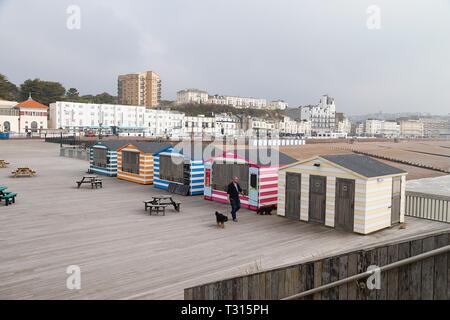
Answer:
top-left (0, 140), bottom-right (449, 299)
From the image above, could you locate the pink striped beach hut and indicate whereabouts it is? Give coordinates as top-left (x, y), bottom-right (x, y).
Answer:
top-left (203, 148), bottom-right (297, 211)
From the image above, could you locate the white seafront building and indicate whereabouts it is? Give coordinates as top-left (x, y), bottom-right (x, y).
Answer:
top-left (49, 101), bottom-right (184, 137)
top-left (48, 101), bottom-right (312, 139)
top-left (364, 119), bottom-right (400, 137)
top-left (299, 95), bottom-right (336, 136)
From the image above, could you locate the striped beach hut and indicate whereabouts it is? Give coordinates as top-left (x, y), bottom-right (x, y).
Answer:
top-left (89, 140), bottom-right (129, 176)
top-left (204, 148), bottom-right (297, 210)
top-left (153, 143), bottom-right (214, 195)
top-left (117, 142), bottom-right (172, 185)
top-left (277, 154), bottom-right (408, 234)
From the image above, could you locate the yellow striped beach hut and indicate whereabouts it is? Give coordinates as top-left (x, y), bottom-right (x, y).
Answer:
top-left (277, 154), bottom-right (407, 235)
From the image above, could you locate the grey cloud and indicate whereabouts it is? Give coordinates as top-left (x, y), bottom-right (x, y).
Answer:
top-left (0, 0), bottom-right (449, 115)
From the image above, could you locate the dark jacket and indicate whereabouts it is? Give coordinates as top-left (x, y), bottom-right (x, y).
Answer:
top-left (227, 182), bottom-right (242, 200)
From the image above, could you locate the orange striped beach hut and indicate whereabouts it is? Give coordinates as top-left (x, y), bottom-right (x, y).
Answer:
top-left (117, 142), bottom-right (172, 185)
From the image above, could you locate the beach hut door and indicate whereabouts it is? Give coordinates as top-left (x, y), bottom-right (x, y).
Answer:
top-left (285, 173), bottom-right (301, 220)
top-left (335, 178), bottom-right (355, 232)
top-left (309, 175), bottom-right (326, 224)
top-left (248, 167), bottom-right (259, 207)
top-left (391, 177), bottom-right (402, 224)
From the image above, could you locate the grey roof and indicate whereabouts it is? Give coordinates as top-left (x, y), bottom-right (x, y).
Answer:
top-left (133, 142), bottom-right (173, 154)
top-left (93, 140), bottom-right (131, 150)
top-left (173, 142), bottom-right (221, 160)
top-left (234, 148), bottom-right (297, 166)
top-left (321, 154), bottom-right (407, 178)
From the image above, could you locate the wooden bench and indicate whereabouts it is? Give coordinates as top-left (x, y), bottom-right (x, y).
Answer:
top-left (76, 176), bottom-right (101, 189)
top-left (91, 179), bottom-right (103, 189)
top-left (0, 192), bottom-right (17, 206)
top-left (11, 167), bottom-right (36, 177)
top-left (150, 196), bottom-right (181, 212)
top-left (143, 202), bottom-right (167, 216)
top-left (0, 160), bottom-right (10, 168)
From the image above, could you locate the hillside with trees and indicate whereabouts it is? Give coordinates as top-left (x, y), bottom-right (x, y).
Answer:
top-left (160, 101), bottom-right (285, 119)
top-left (0, 73), bottom-right (117, 105)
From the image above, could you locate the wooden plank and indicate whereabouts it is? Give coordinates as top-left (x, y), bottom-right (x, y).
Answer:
top-left (304, 263), bottom-right (314, 300)
top-left (347, 253), bottom-right (358, 300)
top-left (338, 255), bottom-right (348, 300)
top-left (291, 266), bottom-right (301, 299)
top-left (284, 266), bottom-right (295, 298)
top-left (377, 246), bottom-right (388, 300)
top-left (242, 277), bottom-right (249, 300)
top-left (329, 257), bottom-right (340, 300)
top-left (247, 274), bottom-right (257, 300)
top-left (398, 242), bottom-right (411, 300)
top-left (313, 261), bottom-right (322, 300)
top-left (387, 244), bottom-right (399, 300)
top-left (258, 272), bottom-right (266, 300)
top-left (206, 283), bottom-right (217, 300)
top-left (277, 269), bottom-right (286, 300)
top-left (268, 270), bottom-right (276, 300)
top-left (298, 265), bottom-right (307, 300)
top-left (356, 252), bottom-right (368, 300)
top-left (367, 249), bottom-right (378, 300)
top-left (421, 236), bottom-right (436, 300)
top-left (410, 239), bottom-right (423, 300)
top-left (232, 277), bottom-right (243, 300)
top-left (433, 234), bottom-right (448, 300)
top-left (321, 258), bottom-right (331, 300)
top-left (265, 271), bottom-right (272, 300)
top-left (184, 288), bottom-right (193, 300)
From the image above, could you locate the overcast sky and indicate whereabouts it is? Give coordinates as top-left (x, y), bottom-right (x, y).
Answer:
top-left (1, 0), bottom-right (449, 115)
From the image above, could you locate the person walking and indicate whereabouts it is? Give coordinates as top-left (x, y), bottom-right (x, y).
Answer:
top-left (227, 176), bottom-right (244, 222)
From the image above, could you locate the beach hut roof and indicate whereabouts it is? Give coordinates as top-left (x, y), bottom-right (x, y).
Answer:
top-left (172, 142), bottom-right (221, 160)
top-left (321, 154), bottom-right (407, 178)
top-left (93, 140), bottom-right (131, 150)
top-left (215, 148), bottom-right (297, 167)
top-left (133, 142), bottom-right (173, 153)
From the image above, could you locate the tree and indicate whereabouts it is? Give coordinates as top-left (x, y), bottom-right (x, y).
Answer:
top-left (19, 79), bottom-right (66, 105)
top-left (66, 87), bottom-right (80, 99)
top-left (92, 92), bottom-right (117, 104)
top-left (0, 74), bottom-right (19, 101)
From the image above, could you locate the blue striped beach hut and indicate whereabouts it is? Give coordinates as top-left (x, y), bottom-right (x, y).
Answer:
top-left (89, 140), bottom-right (129, 176)
top-left (153, 142), bottom-right (216, 196)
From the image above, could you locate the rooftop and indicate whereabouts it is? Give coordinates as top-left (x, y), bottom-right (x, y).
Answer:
top-left (120, 141), bottom-right (173, 154)
top-left (321, 154), bottom-right (407, 178)
top-left (16, 96), bottom-right (48, 109)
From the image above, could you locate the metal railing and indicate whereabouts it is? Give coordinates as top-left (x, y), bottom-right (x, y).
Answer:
top-left (405, 191), bottom-right (450, 223)
top-left (282, 244), bottom-right (450, 300)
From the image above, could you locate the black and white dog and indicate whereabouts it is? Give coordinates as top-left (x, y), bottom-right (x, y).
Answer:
top-left (215, 211), bottom-right (228, 228)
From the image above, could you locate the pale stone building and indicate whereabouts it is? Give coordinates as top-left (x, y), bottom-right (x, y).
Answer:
top-left (176, 89), bottom-right (209, 104)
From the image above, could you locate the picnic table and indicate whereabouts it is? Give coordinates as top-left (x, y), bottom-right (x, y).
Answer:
top-left (0, 185), bottom-right (17, 206)
top-left (11, 167), bottom-right (36, 177)
top-left (144, 195), bottom-right (181, 216)
top-left (76, 175), bottom-right (103, 189)
top-left (0, 160), bottom-right (10, 168)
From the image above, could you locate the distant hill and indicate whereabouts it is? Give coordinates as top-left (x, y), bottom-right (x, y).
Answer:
top-left (159, 102), bottom-right (284, 120)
